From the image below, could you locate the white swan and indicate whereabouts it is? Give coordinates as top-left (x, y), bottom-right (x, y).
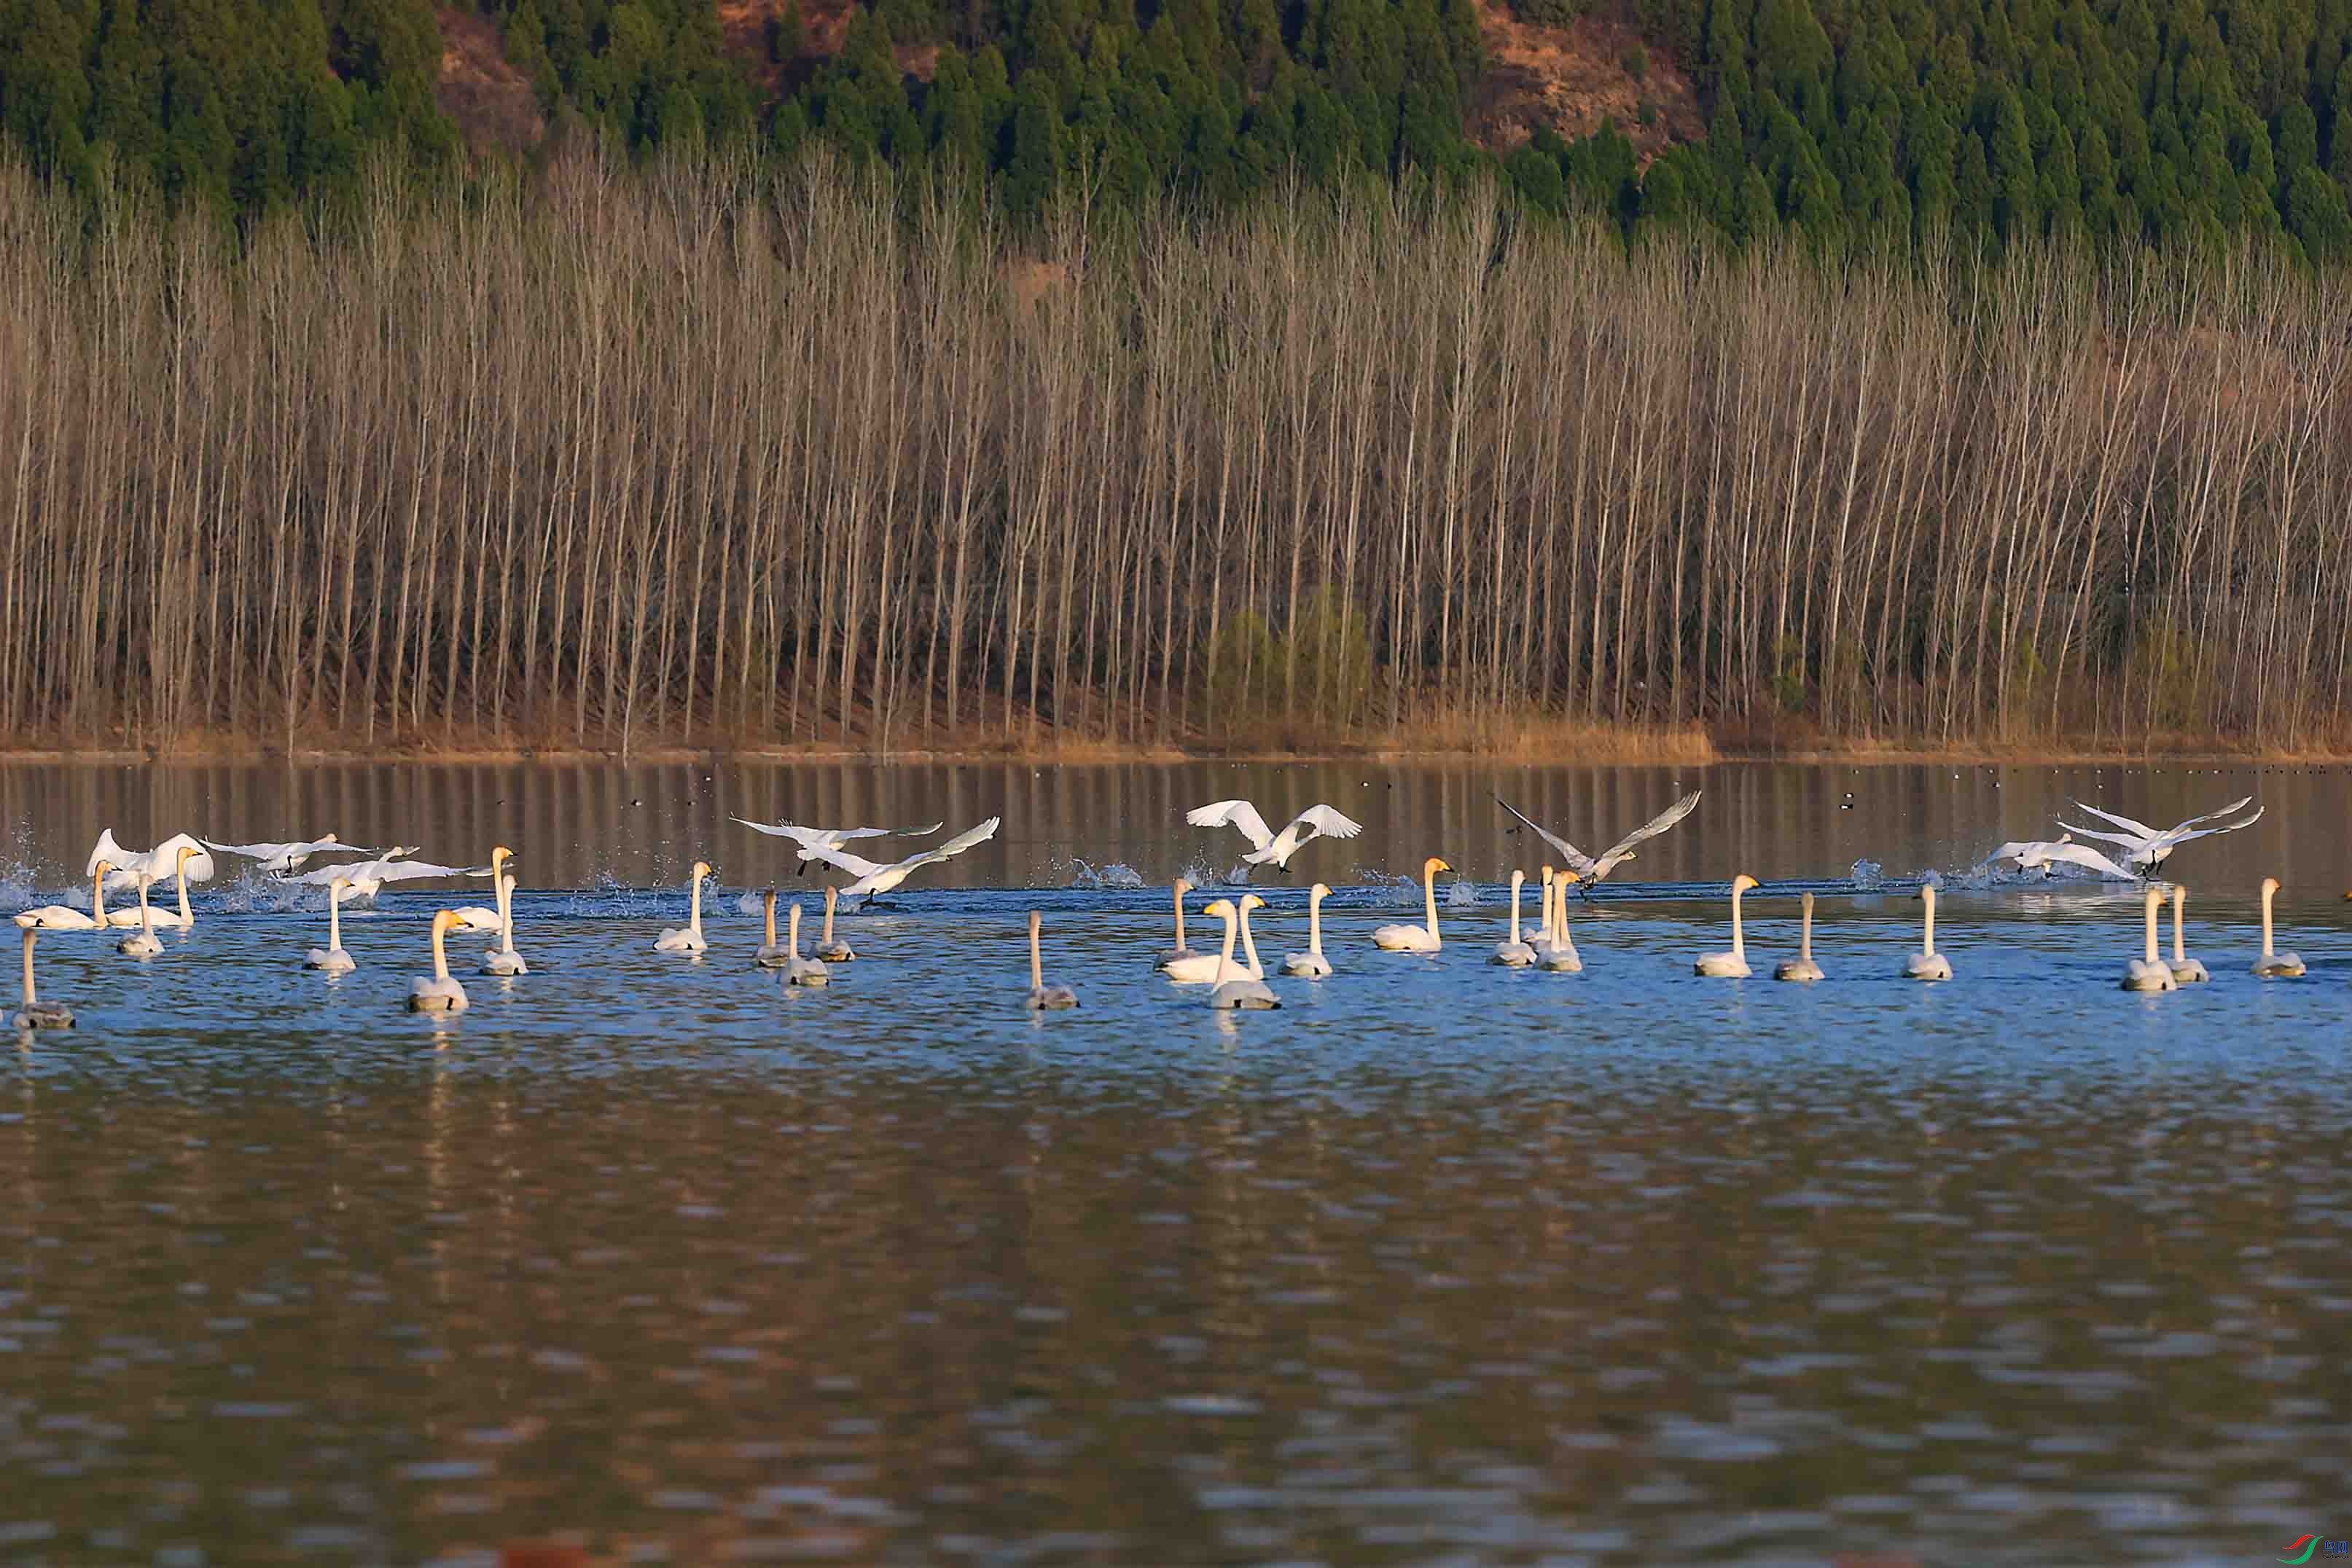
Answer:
top-left (2058, 796), bottom-right (2262, 874)
top-left (1157, 879), bottom-right (1198, 968)
top-left (1372, 857), bottom-right (1450, 952)
top-left (1202, 898), bottom-right (1280, 1008)
top-left (1773, 892), bottom-right (1824, 981)
top-left (1981, 835), bottom-right (2137, 881)
top-left (754, 890), bottom-right (790, 968)
top-left (1184, 801), bottom-right (1364, 871)
top-left (1492, 870), bottom-right (1536, 966)
top-left (407, 911), bottom-right (470, 1011)
top-left (1695, 874), bottom-right (1759, 976)
top-left (14, 926), bottom-right (71, 1029)
top-left (1542, 869), bottom-right (1585, 972)
top-left (450, 847), bottom-right (517, 931)
top-left (289, 850), bottom-right (485, 903)
top-left (202, 834), bottom-right (364, 875)
top-left (2253, 877), bottom-right (2304, 976)
top-left (116, 874), bottom-right (163, 958)
top-left (1283, 882), bottom-right (1334, 977)
top-left (802, 817), bottom-right (1000, 898)
top-left (1025, 909), bottom-right (1078, 1009)
top-left (1494, 790), bottom-right (1701, 888)
top-left (733, 816), bottom-right (945, 871)
top-left (2168, 885), bottom-right (2208, 983)
top-left (105, 844), bottom-right (198, 928)
top-left (91, 831), bottom-right (215, 892)
top-left (655, 861), bottom-right (712, 952)
top-left (307, 879), bottom-right (357, 971)
top-left (1165, 888), bottom-right (1272, 984)
top-left (813, 885), bottom-right (856, 962)
top-left (2122, 885), bottom-right (2176, 991)
top-left (481, 873), bottom-right (526, 976)
top-left (783, 903), bottom-right (829, 987)
top-left (1905, 886), bottom-right (1953, 980)
top-left (15, 862), bottom-right (109, 930)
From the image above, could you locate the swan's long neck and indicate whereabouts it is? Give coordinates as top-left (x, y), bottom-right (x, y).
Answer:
top-left (2171, 887), bottom-right (2186, 962)
top-left (20, 929), bottom-right (34, 1007)
top-left (1308, 890), bottom-right (1324, 955)
top-left (1800, 895), bottom-right (1813, 960)
top-left (823, 888), bottom-right (837, 944)
top-left (1729, 882), bottom-right (1746, 957)
top-left (175, 871), bottom-right (192, 925)
top-left (2143, 890), bottom-right (2160, 963)
top-left (90, 866), bottom-right (106, 923)
top-left (1508, 874), bottom-right (1523, 944)
top-left (1172, 887), bottom-right (1186, 949)
top-left (431, 919), bottom-right (450, 983)
top-left (138, 879), bottom-right (154, 936)
top-left (1029, 916), bottom-right (1044, 989)
top-left (1423, 866), bottom-right (1440, 941)
top-left (1216, 910), bottom-right (1240, 981)
top-left (1922, 891), bottom-right (1937, 956)
top-left (764, 895), bottom-right (777, 948)
top-left (689, 872), bottom-right (704, 937)
top-left (501, 875), bottom-right (517, 949)
top-left (1238, 904), bottom-right (1264, 979)
top-left (2262, 885), bottom-right (2275, 957)
top-left (329, 893), bottom-right (343, 951)
top-left (788, 903), bottom-right (802, 960)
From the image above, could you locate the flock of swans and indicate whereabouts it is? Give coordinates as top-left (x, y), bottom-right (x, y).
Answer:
top-left (4, 786), bottom-right (2323, 1030)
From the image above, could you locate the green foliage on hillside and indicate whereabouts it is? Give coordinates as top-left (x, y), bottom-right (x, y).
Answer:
top-left (7, 0), bottom-right (2352, 261)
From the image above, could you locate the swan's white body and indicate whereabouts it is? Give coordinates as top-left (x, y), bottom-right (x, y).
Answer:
top-left (1157, 879), bottom-right (1198, 969)
top-left (2168, 885), bottom-right (2208, 983)
top-left (15, 927), bottom-right (72, 1028)
top-left (1775, 891), bottom-right (1824, 981)
top-left (2253, 877), bottom-right (2303, 976)
top-left (754, 890), bottom-right (790, 968)
top-left (1542, 869), bottom-right (1585, 971)
top-left (802, 817), bottom-right (1000, 897)
top-left (291, 850), bottom-right (484, 903)
top-left (2058, 796), bottom-right (2262, 874)
top-left (656, 862), bottom-right (712, 952)
top-left (1492, 870), bottom-right (1536, 966)
top-left (813, 885), bottom-right (855, 962)
top-left (1372, 858), bottom-right (1449, 952)
top-left (1283, 882), bottom-right (1334, 976)
top-left (16, 863), bottom-right (109, 930)
top-left (733, 816), bottom-right (945, 869)
top-left (1494, 791), bottom-right (1701, 888)
top-left (1982, 835), bottom-right (2138, 881)
top-left (1695, 874), bottom-right (1758, 977)
top-left (117, 875), bottom-right (163, 957)
top-left (2122, 885), bottom-right (2176, 991)
top-left (91, 831), bottom-right (216, 891)
top-left (481, 873), bottom-right (527, 976)
top-left (202, 834), bottom-right (363, 875)
top-left (307, 878), bottom-right (357, 971)
top-left (1185, 801), bottom-right (1365, 871)
top-left (783, 903), bottom-right (829, 987)
top-left (1203, 898), bottom-right (1280, 1008)
top-left (1905, 886), bottom-right (1953, 980)
top-left (1025, 909), bottom-right (1078, 1009)
top-left (407, 911), bottom-right (470, 1011)
top-left (451, 847), bottom-right (517, 932)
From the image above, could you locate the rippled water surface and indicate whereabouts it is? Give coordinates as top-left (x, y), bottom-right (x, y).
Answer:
top-left (2, 760), bottom-right (2349, 1566)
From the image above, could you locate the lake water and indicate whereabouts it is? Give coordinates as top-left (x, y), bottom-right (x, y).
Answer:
top-left (2, 760), bottom-right (2348, 1566)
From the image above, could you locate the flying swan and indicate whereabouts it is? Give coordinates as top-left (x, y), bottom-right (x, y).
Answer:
top-left (1980, 835), bottom-right (2137, 881)
top-left (2057, 796), bottom-right (2262, 875)
top-left (289, 850), bottom-right (488, 905)
top-left (732, 815), bottom-right (945, 874)
top-left (1372, 858), bottom-right (1450, 952)
top-left (90, 831), bottom-right (215, 891)
top-left (800, 817), bottom-right (1001, 900)
top-left (1494, 790), bottom-right (1701, 890)
top-left (1184, 801), bottom-right (1364, 873)
top-left (201, 835), bottom-right (366, 876)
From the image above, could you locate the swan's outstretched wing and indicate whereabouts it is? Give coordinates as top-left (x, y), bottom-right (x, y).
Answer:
top-left (2042, 842), bottom-right (2139, 879)
top-left (2053, 819), bottom-right (2148, 852)
top-left (732, 817), bottom-right (824, 844)
top-left (364, 858), bottom-right (491, 882)
top-left (799, 844), bottom-right (889, 879)
top-left (1187, 800), bottom-right (1275, 852)
top-left (2067, 800), bottom-right (2164, 839)
top-left (202, 838), bottom-right (294, 861)
top-left (920, 815), bottom-right (1002, 865)
top-left (1600, 791), bottom-right (1703, 863)
top-left (2152, 804), bottom-right (2263, 852)
top-left (1287, 804), bottom-right (1364, 844)
top-left (1492, 796), bottom-right (1591, 873)
top-left (1982, 839), bottom-right (2039, 866)
top-left (2165, 795), bottom-right (2254, 834)
top-left (86, 828), bottom-right (133, 875)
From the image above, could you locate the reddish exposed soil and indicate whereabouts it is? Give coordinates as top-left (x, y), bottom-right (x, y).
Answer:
top-left (1466, 0), bottom-right (1706, 166)
top-left (435, 8), bottom-right (546, 157)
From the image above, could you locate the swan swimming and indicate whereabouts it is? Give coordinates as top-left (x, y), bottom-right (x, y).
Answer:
top-left (1492, 870), bottom-right (1536, 966)
top-left (306, 879), bottom-right (357, 972)
top-left (782, 903), bottom-right (829, 987)
top-left (1157, 879), bottom-right (1198, 969)
top-left (450, 847), bottom-right (517, 932)
top-left (13, 926), bottom-right (72, 1029)
top-left (2122, 885), bottom-right (2177, 991)
top-left (1542, 869), bottom-right (1585, 972)
top-left (1025, 909), bottom-right (1078, 1009)
top-left (480, 872), bottom-right (526, 976)
top-left (1695, 874), bottom-right (1759, 977)
top-left (407, 911), bottom-right (470, 1011)
top-left (201, 834), bottom-right (364, 876)
top-left (116, 874), bottom-right (163, 958)
top-left (1904, 886), bottom-right (1953, 980)
top-left (655, 862), bottom-right (713, 953)
top-left (2168, 885), bottom-right (2208, 983)
top-left (1184, 801), bottom-right (1364, 874)
top-left (1493, 790), bottom-right (1701, 890)
top-left (1774, 892), bottom-right (1824, 981)
top-left (1202, 898), bottom-right (1281, 1008)
top-left (1372, 858), bottom-right (1450, 952)
top-left (2252, 877), bottom-right (2304, 976)
top-left (15, 861), bottom-right (109, 930)
top-left (753, 890), bottom-right (790, 968)
top-left (801, 817), bottom-right (1000, 899)
top-left (813, 885), bottom-right (856, 962)
top-left (104, 844), bottom-right (199, 928)
top-left (1282, 882), bottom-right (1334, 977)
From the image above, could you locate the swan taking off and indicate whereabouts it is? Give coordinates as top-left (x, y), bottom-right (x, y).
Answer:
top-left (732, 815), bottom-right (945, 873)
top-left (289, 850), bottom-right (487, 904)
top-left (1157, 879), bottom-right (1198, 969)
top-left (1493, 790), bottom-right (1701, 890)
top-left (307, 879), bottom-right (357, 971)
top-left (106, 844), bottom-right (200, 928)
top-left (1980, 835), bottom-right (2137, 881)
top-left (1184, 801), bottom-right (1364, 873)
top-left (783, 903), bottom-right (829, 987)
top-left (1775, 892), bottom-right (1824, 981)
top-left (2252, 877), bottom-right (2304, 976)
top-left (1025, 910), bottom-right (1078, 1009)
top-left (2122, 885), bottom-right (2177, 992)
top-left (655, 862), bottom-right (713, 953)
top-left (1283, 882), bottom-right (1334, 977)
top-left (754, 890), bottom-right (790, 968)
top-left (1201, 898), bottom-right (1280, 1008)
top-left (801, 817), bottom-right (1000, 899)
top-left (451, 847), bottom-right (518, 932)
top-left (2058, 796), bottom-right (2262, 875)
top-left (202, 834), bottom-right (364, 875)
top-left (14, 927), bottom-right (71, 1029)
top-left (481, 873), bottom-right (526, 976)
top-left (2168, 886), bottom-right (2208, 983)
top-left (90, 831), bottom-right (216, 892)
top-left (1695, 874), bottom-right (1759, 976)
top-left (1492, 870), bottom-right (1537, 966)
top-left (1904, 887), bottom-right (1953, 980)
top-left (813, 886), bottom-right (856, 963)
top-left (1372, 858), bottom-right (1450, 952)
top-left (15, 861), bottom-right (109, 930)
top-left (116, 874), bottom-right (163, 958)
top-left (1542, 869), bottom-right (1585, 972)
top-left (407, 911), bottom-right (470, 1012)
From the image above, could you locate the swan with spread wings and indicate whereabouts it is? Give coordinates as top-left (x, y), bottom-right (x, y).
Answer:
top-left (1183, 801), bottom-right (1364, 873)
top-left (799, 817), bottom-right (1001, 899)
top-left (1493, 790), bottom-right (1701, 890)
top-left (2056, 796), bottom-right (2262, 874)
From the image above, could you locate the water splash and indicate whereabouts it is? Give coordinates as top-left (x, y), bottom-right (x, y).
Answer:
top-left (1445, 876), bottom-right (1480, 907)
top-left (1066, 859), bottom-right (1145, 890)
top-left (1849, 858), bottom-right (1883, 892)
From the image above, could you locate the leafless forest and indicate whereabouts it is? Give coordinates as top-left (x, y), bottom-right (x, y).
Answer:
top-left (4, 149), bottom-right (2350, 757)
